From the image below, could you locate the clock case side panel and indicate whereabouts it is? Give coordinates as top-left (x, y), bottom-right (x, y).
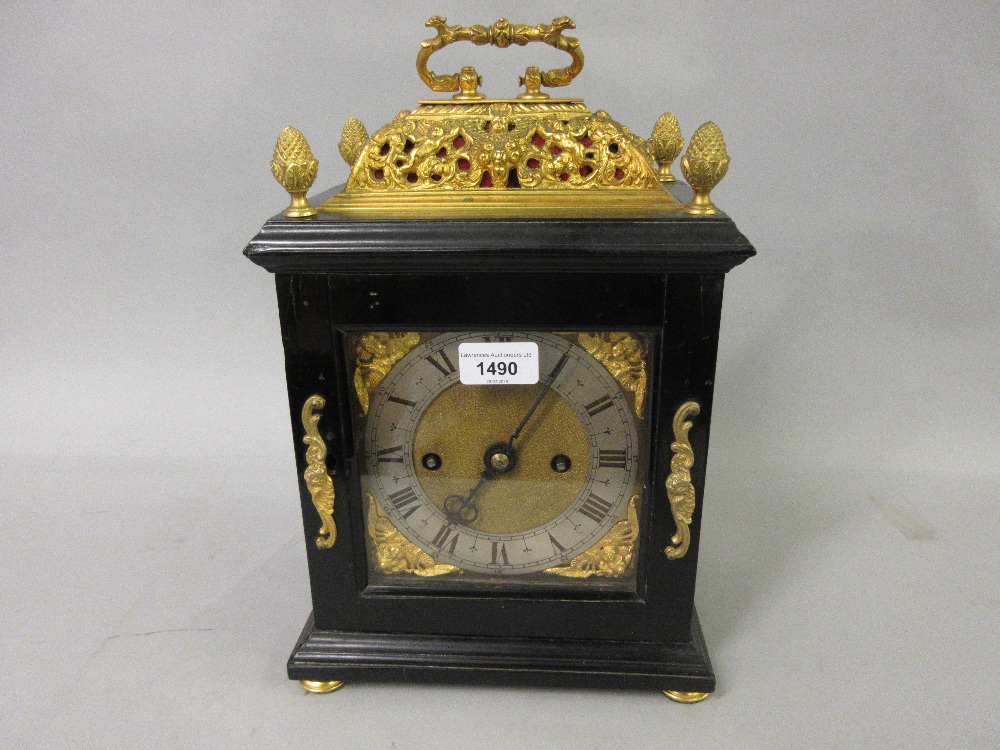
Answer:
top-left (275, 274), bottom-right (365, 626)
top-left (643, 272), bottom-right (726, 638)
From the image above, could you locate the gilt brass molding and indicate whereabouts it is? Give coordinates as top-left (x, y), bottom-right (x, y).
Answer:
top-left (417, 16), bottom-right (583, 99)
top-left (321, 187), bottom-right (680, 219)
top-left (414, 100), bottom-right (586, 116)
top-left (665, 401), bottom-right (700, 560)
top-left (367, 495), bottom-right (461, 577)
top-left (545, 496), bottom-right (639, 578)
top-left (301, 395), bottom-right (336, 549)
top-left (353, 332), bottom-right (421, 415)
top-left (578, 333), bottom-right (648, 417)
top-left (271, 127), bottom-right (318, 217)
top-left (681, 122), bottom-right (729, 216)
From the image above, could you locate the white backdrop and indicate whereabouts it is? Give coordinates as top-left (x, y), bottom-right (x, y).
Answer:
top-left (2, 2), bottom-right (998, 747)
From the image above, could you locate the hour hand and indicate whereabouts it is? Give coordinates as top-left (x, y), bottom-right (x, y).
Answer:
top-left (443, 470), bottom-right (489, 526)
top-left (443, 492), bottom-right (480, 525)
top-left (442, 437), bottom-right (522, 526)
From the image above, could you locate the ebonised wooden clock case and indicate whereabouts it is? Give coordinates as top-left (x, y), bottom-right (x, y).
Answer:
top-left (244, 182), bottom-right (755, 694)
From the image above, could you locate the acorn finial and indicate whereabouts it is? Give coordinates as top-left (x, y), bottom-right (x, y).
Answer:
top-left (649, 113), bottom-right (684, 182)
top-left (681, 122), bottom-right (729, 215)
top-left (339, 118), bottom-right (368, 167)
top-left (271, 126), bottom-right (318, 218)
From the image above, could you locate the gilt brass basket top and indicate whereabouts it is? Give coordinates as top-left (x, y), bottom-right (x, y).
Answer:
top-left (271, 16), bottom-right (732, 218)
top-left (339, 101), bottom-right (661, 196)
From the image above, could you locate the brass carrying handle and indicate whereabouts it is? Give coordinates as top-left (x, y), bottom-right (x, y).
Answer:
top-left (417, 16), bottom-right (584, 101)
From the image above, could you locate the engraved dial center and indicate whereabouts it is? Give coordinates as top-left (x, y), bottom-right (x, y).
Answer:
top-left (415, 384), bottom-right (586, 534)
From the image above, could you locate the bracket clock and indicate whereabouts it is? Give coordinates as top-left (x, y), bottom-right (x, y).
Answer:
top-left (244, 17), bottom-right (755, 702)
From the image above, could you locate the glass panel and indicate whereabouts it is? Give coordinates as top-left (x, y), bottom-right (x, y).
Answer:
top-left (350, 330), bottom-right (652, 594)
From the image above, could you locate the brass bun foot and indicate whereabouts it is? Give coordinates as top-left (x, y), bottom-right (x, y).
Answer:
top-left (663, 690), bottom-right (710, 703)
top-left (300, 680), bottom-right (345, 693)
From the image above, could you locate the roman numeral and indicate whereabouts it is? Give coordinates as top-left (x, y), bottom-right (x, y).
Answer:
top-left (584, 395), bottom-right (615, 417)
top-left (386, 486), bottom-right (421, 519)
top-left (425, 349), bottom-right (457, 377)
top-left (578, 492), bottom-right (614, 524)
top-left (431, 523), bottom-right (460, 554)
top-left (491, 541), bottom-right (510, 566)
top-left (376, 445), bottom-right (404, 463)
top-left (548, 533), bottom-right (566, 553)
top-left (598, 449), bottom-right (627, 469)
top-left (387, 395), bottom-right (416, 408)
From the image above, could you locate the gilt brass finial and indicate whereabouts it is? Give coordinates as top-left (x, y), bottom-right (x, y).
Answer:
top-left (271, 126), bottom-right (318, 218)
top-left (681, 122), bottom-right (729, 216)
top-left (649, 112), bottom-right (684, 183)
top-left (339, 118), bottom-right (368, 167)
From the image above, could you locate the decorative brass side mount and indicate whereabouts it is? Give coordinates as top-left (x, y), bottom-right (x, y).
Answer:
top-left (417, 16), bottom-right (584, 100)
top-left (302, 395), bottom-right (336, 549)
top-left (665, 400), bottom-right (699, 559)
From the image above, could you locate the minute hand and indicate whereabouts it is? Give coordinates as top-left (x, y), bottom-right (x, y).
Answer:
top-left (507, 353), bottom-right (570, 445)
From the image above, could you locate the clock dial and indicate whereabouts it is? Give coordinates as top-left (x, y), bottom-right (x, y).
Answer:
top-left (363, 331), bottom-right (641, 575)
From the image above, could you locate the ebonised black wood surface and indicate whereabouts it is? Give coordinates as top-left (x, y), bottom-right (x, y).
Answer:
top-left (288, 610), bottom-right (715, 693)
top-left (245, 185), bottom-right (755, 275)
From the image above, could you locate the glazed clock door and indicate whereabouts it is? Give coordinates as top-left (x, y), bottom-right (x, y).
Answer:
top-left (355, 330), bottom-right (648, 589)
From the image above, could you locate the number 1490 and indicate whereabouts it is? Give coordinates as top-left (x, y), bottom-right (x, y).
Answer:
top-left (476, 361), bottom-right (518, 376)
